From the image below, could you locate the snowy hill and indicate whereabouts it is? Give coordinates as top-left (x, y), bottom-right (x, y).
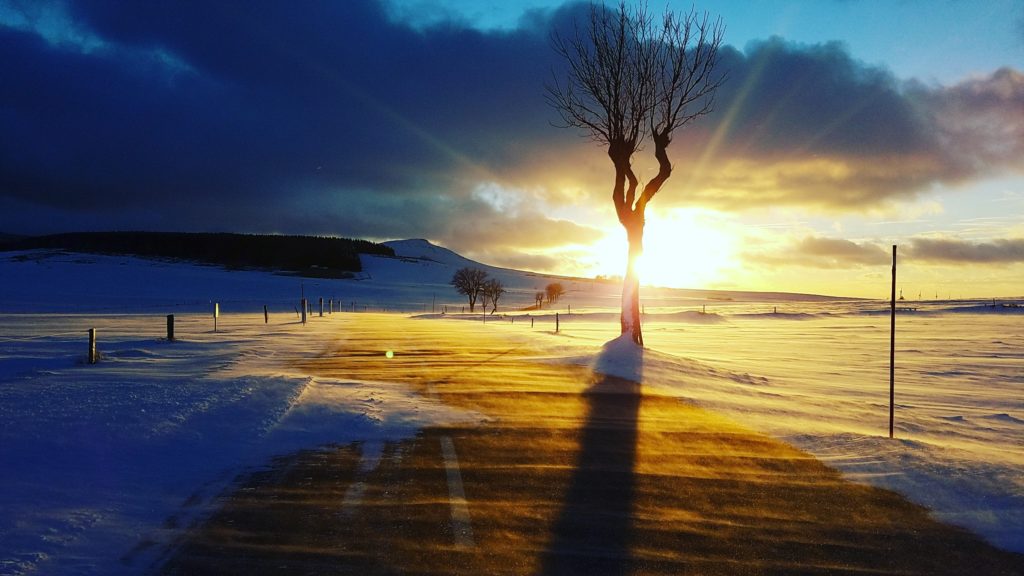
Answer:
top-left (364, 239), bottom-right (577, 302)
top-left (372, 238), bottom-right (853, 308)
top-left (383, 238), bottom-right (479, 267)
top-left (0, 238), bottom-right (855, 316)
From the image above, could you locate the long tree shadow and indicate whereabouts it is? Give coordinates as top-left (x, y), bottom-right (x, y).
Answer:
top-left (540, 337), bottom-right (643, 575)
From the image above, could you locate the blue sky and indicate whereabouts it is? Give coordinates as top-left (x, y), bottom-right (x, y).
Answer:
top-left (387, 0), bottom-right (1023, 83)
top-left (2, 1), bottom-right (1022, 297)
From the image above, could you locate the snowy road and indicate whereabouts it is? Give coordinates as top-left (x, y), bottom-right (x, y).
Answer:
top-left (160, 315), bottom-right (1024, 575)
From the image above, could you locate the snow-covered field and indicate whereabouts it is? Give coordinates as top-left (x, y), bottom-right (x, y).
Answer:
top-left (1, 246), bottom-right (1021, 574)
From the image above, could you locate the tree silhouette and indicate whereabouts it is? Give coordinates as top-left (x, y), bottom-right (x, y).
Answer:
top-left (451, 267), bottom-right (488, 312)
top-left (545, 282), bottom-right (566, 304)
top-left (548, 2), bottom-right (725, 345)
top-left (482, 278), bottom-right (506, 314)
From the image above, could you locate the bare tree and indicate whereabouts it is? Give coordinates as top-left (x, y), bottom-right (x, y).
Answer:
top-left (545, 282), bottom-right (566, 304)
top-left (482, 278), bottom-right (506, 314)
top-left (451, 267), bottom-right (488, 312)
top-left (548, 1), bottom-right (725, 345)
top-left (535, 291), bottom-right (546, 309)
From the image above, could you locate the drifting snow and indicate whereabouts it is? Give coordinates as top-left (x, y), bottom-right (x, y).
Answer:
top-left (517, 306), bottom-right (1024, 553)
top-left (1, 247), bottom-right (1022, 573)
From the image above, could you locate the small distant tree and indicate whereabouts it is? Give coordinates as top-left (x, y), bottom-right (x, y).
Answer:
top-left (482, 278), bottom-right (506, 314)
top-left (451, 267), bottom-right (488, 312)
top-left (545, 282), bottom-right (566, 304)
top-left (535, 291), bottom-right (545, 309)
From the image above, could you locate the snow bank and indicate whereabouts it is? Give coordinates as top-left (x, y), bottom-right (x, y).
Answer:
top-left (0, 312), bottom-right (481, 575)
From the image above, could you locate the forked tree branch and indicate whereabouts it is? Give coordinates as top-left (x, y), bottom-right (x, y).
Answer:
top-left (548, 1), bottom-right (726, 218)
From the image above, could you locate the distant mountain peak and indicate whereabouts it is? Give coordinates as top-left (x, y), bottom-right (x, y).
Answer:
top-left (382, 238), bottom-right (476, 267)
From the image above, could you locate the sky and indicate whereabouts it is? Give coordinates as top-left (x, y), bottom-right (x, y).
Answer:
top-left (1, 0), bottom-right (1022, 298)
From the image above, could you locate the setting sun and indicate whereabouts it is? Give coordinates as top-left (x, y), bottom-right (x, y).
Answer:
top-left (591, 208), bottom-right (737, 289)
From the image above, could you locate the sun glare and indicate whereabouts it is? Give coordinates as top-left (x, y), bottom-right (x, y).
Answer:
top-left (591, 209), bottom-right (737, 289)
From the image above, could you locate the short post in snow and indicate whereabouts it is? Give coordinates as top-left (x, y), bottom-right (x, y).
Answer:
top-left (531, 316), bottom-right (534, 328)
top-left (319, 297), bottom-right (324, 317)
top-left (166, 314), bottom-right (175, 341)
top-left (301, 298), bottom-right (307, 325)
top-left (87, 328), bottom-right (97, 364)
top-left (556, 313), bottom-right (560, 333)
top-left (213, 302), bottom-right (219, 332)
top-left (264, 305), bottom-right (269, 324)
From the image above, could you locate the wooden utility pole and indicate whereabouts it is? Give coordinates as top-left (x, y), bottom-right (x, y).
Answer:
top-left (890, 245), bottom-right (896, 439)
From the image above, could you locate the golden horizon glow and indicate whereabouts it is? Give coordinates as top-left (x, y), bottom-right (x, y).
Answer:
top-left (589, 208), bottom-right (739, 289)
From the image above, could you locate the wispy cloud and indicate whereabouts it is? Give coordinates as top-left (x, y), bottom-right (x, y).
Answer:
top-left (745, 234), bottom-right (1024, 269)
top-left (907, 237), bottom-right (1024, 264)
top-left (744, 236), bottom-right (890, 269)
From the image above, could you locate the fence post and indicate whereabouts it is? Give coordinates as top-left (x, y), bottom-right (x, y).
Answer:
top-left (214, 302), bottom-right (219, 332)
top-left (531, 317), bottom-right (534, 328)
top-left (264, 305), bottom-right (269, 324)
top-left (166, 314), bottom-right (175, 341)
top-left (556, 313), bottom-right (560, 333)
top-left (301, 298), bottom-right (307, 325)
top-left (890, 245), bottom-right (897, 439)
top-left (88, 328), bottom-right (97, 364)
top-left (319, 297), bottom-right (324, 317)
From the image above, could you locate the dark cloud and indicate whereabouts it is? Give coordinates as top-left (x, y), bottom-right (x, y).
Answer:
top-left (0, 0), bottom-right (583, 240)
top-left (1, 1), bottom-right (1021, 252)
top-left (664, 44), bottom-right (1024, 211)
top-left (907, 68), bottom-right (1024, 176)
top-left (743, 236), bottom-right (890, 269)
top-left (907, 237), bottom-right (1024, 264)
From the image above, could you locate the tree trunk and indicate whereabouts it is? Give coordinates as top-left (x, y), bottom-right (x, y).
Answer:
top-left (620, 218), bottom-right (644, 346)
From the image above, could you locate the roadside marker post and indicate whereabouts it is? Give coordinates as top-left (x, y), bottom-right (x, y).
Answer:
top-left (87, 328), bottom-right (97, 364)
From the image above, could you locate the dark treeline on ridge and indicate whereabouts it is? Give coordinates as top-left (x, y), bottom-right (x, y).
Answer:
top-left (0, 232), bottom-right (394, 275)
